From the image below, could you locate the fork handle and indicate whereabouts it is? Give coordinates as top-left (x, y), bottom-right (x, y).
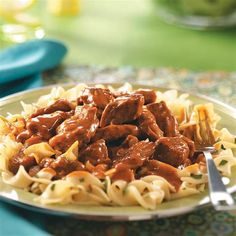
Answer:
top-left (204, 150), bottom-right (235, 211)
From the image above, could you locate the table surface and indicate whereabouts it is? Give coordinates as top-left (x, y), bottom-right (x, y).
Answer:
top-left (1, 0), bottom-right (236, 71)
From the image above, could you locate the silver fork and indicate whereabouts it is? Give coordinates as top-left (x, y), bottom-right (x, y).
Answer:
top-left (194, 107), bottom-right (235, 211)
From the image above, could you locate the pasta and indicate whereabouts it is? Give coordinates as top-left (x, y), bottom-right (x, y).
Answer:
top-left (0, 83), bottom-right (236, 210)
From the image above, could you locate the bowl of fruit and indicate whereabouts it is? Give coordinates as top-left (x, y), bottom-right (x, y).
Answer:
top-left (155, 0), bottom-right (236, 29)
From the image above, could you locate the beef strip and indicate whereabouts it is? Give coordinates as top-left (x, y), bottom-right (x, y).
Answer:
top-left (108, 135), bottom-right (139, 160)
top-left (153, 136), bottom-right (193, 168)
top-left (24, 135), bottom-right (44, 147)
top-left (49, 105), bottom-right (99, 152)
top-left (39, 157), bottom-right (54, 168)
top-left (181, 135), bottom-right (195, 157)
top-left (133, 89), bottom-right (157, 105)
top-left (120, 135), bottom-right (139, 148)
top-left (113, 141), bottom-right (156, 168)
top-left (28, 165), bottom-right (42, 177)
top-left (111, 163), bottom-right (135, 182)
top-left (92, 124), bottom-right (140, 143)
top-left (16, 111), bottom-right (72, 144)
top-left (140, 160), bottom-right (182, 191)
top-left (79, 139), bottom-right (110, 166)
top-left (80, 87), bottom-right (114, 109)
top-left (39, 156), bottom-right (85, 179)
top-left (100, 94), bottom-right (144, 127)
top-left (147, 101), bottom-right (179, 137)
top-left (30, 99), bottom-right (74, 118)
top-left (182, 125), bottom-right (195, 140)
top-left (111, 141), bottom-right (156, 182)
top-left (137, 109), bottom-right (163, 141)
top-left (85, 162), bottom-right (109, 179)
top-left (8, 150), bottom-right (36, 174)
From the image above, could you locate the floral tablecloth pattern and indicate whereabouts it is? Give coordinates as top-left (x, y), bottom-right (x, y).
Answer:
top-left (43, 65), bottom-right (236, 107)
top-left (46, 208), bottom-right (236, 236)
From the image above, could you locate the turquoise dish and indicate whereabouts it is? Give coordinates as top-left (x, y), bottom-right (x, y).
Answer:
top-left (0, 39), bottom-right (67, 84)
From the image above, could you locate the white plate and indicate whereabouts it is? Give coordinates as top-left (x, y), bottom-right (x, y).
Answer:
top-left (0, 83), bottom-right (236, 221)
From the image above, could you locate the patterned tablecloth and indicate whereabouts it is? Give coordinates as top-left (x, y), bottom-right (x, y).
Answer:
top-left (43, 65), bottom-right (236, 107)
top-left (2, 66), bottom-right (236, 236)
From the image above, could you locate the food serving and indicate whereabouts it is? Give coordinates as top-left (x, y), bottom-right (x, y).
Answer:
top-left (0, 83), bottom-right (236, 210)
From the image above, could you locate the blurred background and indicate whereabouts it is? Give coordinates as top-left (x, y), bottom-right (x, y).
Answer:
top-left (1, 0), bottom-right (236, 71)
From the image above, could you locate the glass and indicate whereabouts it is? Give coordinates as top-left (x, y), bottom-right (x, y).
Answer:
top-left (47, 0), bottom-right (80, 16)
top-left (155, 0), bottom-right (236, 29)
top-left (0, 0), bottom-right (44, 46)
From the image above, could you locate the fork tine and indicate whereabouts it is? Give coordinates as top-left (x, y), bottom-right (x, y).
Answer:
top-left (193, 106), bottom-right (215, 147)
top-left (192, 105), bottom-right (235, 211)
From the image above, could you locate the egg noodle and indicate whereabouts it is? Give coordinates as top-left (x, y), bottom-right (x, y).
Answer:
top-left (0, 83), bottom-right (236, 210)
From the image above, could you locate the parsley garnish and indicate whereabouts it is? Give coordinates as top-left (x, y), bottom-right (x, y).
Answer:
top-left (50, 184), bottom-right (55, 191)
top-left (190, 174), bottom-right (202, 179)
top-left (123, 187), bottom-right (128, 195)
top-left (103, 179), bottom-right (108, 193)
top-left (79, 178), bottom-right (85, 183)
top-left (221, 144), bottom-right (226, 150)
top-left (88, 184), bottom-right (92, 192)
top-left (219, 160), bottom-right (228, 166)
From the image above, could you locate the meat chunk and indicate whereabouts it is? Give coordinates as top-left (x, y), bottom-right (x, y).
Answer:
top-left (181, 135), bottom-right (195, 158)
top-left (79, 139), bottom-right (110, 166)
top-left (147, 101), bottom-right (179, 137)
top-left (110, 141), bottom-right (156, 182)
top-left (111, 163), bottom-right (134, 182)
top-left (113, 140), bottom-right (156, 169)
top-left (100, 94), bottom-right (144, 127)
top-left (182, 125), bottom-right (195, 140)
top-left (133, 89), bottom-right (157, 104)
top-left (140, 160), bottom-right (182, 191)
top-left (40, 156), bottom-right (85, 179)
top-left (28, 165), bottom-right (41, 177)
top-left (92, 124), bottom-right (140, 143)
top-left (138, 109), bottom-right (163, 141)
top-left (17, 111), bottom-right (72, 143)
top-left (153, 136), bottom-right (192, 167)
top-left (24, 135), bottom-right (43, 147)
top-left (30, 99), bottom-right (74, 118)
top-left (120, 135), bottom-right (139, 148)
top-left (108, 135), bottom-right (139, 160)
top-left (28, 111), bottom-right (71, 138)
top-left (85, 162), bottom-right (109, 179)
top-left (8, 151), bottom-right (36, 174)
top-left (80, 87), bottom-right (114, 109)
top-left (39, 158), bottom-right (54, 168)
top-left (49, 105), bottom-right (99, 152)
